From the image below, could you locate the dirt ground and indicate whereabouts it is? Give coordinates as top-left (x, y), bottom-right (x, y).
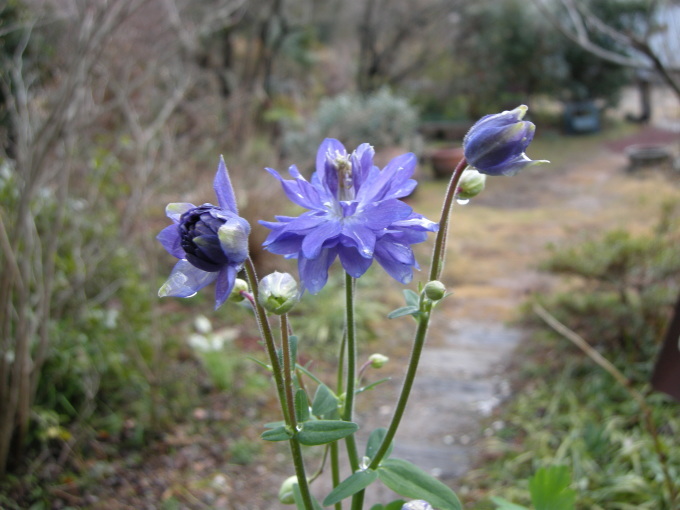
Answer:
top-left (39, 120), bottom-right (680, 509)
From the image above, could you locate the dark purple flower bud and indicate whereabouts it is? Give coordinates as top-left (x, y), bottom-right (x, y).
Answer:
top-left (463, 105), bottom-right (549, 176)
top-left (179, 205), bottom-right (248, 272)
top-left (157, 157), bottom-right (251, 309)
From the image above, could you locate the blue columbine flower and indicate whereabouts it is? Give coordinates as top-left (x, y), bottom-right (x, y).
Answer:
top-left (463, 105), bottom-right (549, 176)
top-left (260, 139), bottom-right (438, 294)
top-left (157, 157), bottom-right (250, 309)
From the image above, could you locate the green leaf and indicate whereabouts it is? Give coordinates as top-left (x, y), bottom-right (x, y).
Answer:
top-left (245, 356), bottom-right (271, 371)
top-left (277, 334), bottom-right (299, 376)
top-left (261, 425), bottom-right (293, 442)
top-left (404, 289), bottom-right (420, 307)
top-left (377, 458), bottom-right (462, 510)
top-left (293, 483), bottom-right (324, 510)
top-left (323, 469), bottom-right (378, 506)
top-left (289, 335), bottom-right (298, 366)
top-left (490, 497), bottom-right (530, 510)
top-left (528, 466), bottom-right (576, 510)
top-left (387, 305), bottom-right (420, 319)
top-left (295, 363), bottom-right (324, 385)
top-left (263, 420), bottom-right (285, 429)
top-left (297, 420), bottom-right (358, 446)
top-left (311, 384), bottom-right (339, 419)
top-left (365, 428), bottom-right (393, 461)
top-left (295, 389), bottom-right (311, 423)
top-left (369, 501), bottom-right (407, 510)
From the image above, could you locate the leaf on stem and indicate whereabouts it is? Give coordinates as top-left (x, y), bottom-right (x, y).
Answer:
top-left (311, 383), bottom-right (340, 419)
top-left (297, 420), bottom-right (359, 446)
top-left (323, 469), bottom-right (378, 506)
top-left (261, 425), bottom-right (293, 442)
top-left (365, 427), bottom-right (393, 462)
top-left (387, 305), bottom-right (420, 319)
top-left (295, 388), bottom-right (311, 423)
top-left (377, 458), bottom-right (462, 510)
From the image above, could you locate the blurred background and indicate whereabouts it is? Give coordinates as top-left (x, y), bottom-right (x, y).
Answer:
top-left (1, 0), bottom-right (679, 508)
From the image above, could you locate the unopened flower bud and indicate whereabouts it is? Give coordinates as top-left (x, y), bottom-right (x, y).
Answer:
top-left (457, 168), bottom-right (486, 199)
top-left (258, 272), bottom-right (299, 315)
top-left (368, 353), bottom-right (389, 368)
top-left (464, 105), bottom-right (549, 176)
top-left (228, 278), bottom-right (249, 302)
top-left (278, 475), bottom-right (298, 505)
top-left (424, 280), bottom-right (446, 301)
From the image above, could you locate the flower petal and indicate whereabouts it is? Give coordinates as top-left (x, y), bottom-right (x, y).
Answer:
top-left (159, 260), bottom-right (217, 298)
top-left (214, 265), bottom-right (237, 309)
top-left (337, 245), bottom-right (373, 278)
top-left (316, 138), bottom-right (346, 197)
top-left (218, 217), bottom-right (251, 262)
top-left (299, 248), bottom-right (336, 294)
top-left (374, 242), bottom-right (416, 284)
top-left (166, 202), bottom-right (195, 222)
top-left (341, 223), bottom-right (376, 258)
top-left (473, 152), bottom-right (549, 177)
top-left (267, 166), bottom-right (324, 210)
top-left (359, 199), bottom-right (412, 229)
top-left (214, 156), bottom-right (239, 214)
top-left (157, 224), bottom-right (184, 259)
top-left (301, 220), bottom-right (342, 259)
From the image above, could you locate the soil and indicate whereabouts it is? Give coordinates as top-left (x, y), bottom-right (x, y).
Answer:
top-left (22, 122), bottom-right (680, 509)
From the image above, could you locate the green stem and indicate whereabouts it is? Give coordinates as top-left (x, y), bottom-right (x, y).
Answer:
top-left (367, 312), bottom-right (430, 471)
top-left (244, 259), bottom-right (286, 415)
top-left (343, 272), bottom-right (360, 472)
top-left (429, 158), bottom-right (468, 281)
top-left (366, 156), bottom-right (468, 472)
top-left (330, 441), bottom-right (342, 510)
top-left (332, 329), bottom-right (347, 510)
top-left (281, 314), bottom-right (297, 430)
top-left (244, 260), bottom-right (313, 510)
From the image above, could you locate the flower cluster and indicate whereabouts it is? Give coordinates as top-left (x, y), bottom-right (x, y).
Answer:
top-left (260, 139), bottom-right (439, 293)
top-left (157, 107), bottom-right (546, 301)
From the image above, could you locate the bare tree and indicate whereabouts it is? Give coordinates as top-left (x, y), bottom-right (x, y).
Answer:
top-left (355, 0), bottom-right (462, 93)
top-left (533, 0), bottom-right (680, 99)
top-left (0, 0), bottom-right (144, 475)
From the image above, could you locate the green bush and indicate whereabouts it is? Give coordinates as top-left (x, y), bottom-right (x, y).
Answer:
top-left (282, 89), bottom-right (420, 165)
top-left (535, 214), bottom-right (680, 358)
top-left (463, 210), bottom-right (680, 509)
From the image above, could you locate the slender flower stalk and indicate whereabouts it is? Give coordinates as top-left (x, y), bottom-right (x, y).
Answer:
top-left (343, 272), bottom-right (360, 473)
top-left (367, 158), bottom-right (468, 471)
top-left (429, 159), bottom-right (468, 281)
top-left (244, 259), bottom-right (313, 510)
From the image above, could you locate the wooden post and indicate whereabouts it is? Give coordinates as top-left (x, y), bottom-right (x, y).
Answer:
top-left (651, 291), bottom-right (680, 402)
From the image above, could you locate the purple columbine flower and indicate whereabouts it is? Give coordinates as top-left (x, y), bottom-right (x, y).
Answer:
top-left (157, 157), bottom-right (250, 309)
top-left (260, 139), bottom-right (438, 294)
top-left (463, 105), bottom-right (549, 176)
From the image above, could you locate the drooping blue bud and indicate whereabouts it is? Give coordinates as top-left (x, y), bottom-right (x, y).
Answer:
top-left (463, 105), bottom-right (549, 176)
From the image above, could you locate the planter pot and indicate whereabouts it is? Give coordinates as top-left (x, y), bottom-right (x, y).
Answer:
top-left (430, 147), bottom-right (464, 179)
